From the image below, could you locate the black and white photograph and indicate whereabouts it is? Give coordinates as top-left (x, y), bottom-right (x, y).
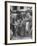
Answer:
top-left (10, 6), bottom-right (32, 40)
top-left (5, 1), bottom-right (36, 44)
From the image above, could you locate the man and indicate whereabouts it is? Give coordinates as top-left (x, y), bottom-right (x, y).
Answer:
top-left (25, 12), bottom-right (32, 36)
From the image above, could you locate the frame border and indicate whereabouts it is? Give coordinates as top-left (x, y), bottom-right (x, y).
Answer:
top-left (5, 1), bottom-right (36, 45)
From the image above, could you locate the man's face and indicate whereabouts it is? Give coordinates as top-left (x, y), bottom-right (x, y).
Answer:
top-left (26, 12), bottom-right (30, 18)
top-left (17, 20), bottom-right (20, 23)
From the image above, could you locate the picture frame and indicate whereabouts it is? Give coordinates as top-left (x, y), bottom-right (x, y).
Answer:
top-left (5, 1), bottom-right (36, 45)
